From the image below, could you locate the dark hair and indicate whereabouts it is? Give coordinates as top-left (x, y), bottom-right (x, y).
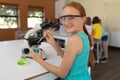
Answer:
top-left (86, 17), bottom-right (91, 25)
top-left (92, 16), bottom-right (100, 24)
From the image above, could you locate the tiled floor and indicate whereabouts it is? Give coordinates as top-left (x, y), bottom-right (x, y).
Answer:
top-left (91, 47), bottom-right (120, 80)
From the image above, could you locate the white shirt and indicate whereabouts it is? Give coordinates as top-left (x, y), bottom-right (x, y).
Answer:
top-left (85, 24), bottom-right (92, 35)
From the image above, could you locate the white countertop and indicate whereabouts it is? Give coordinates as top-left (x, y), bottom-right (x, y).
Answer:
top-left (0, 40), bottom-right (62, 80)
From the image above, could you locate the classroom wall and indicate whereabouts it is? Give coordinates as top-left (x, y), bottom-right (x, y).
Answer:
top-left (0, 0), bottom-right (55, 41)
top-left (66, 0), bottom-right (120, 47)
top-left (55, 0), bottom-right (65, 18)
top-left (66, 0), bottom-right (120, 32)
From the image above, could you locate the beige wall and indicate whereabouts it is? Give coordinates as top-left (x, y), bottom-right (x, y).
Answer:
top-left (0, 0), bottom-right (55, 41)
top-left (66, 0), bottom-right (120, 46)
top-left (66, 0), bottom-right (120, 32)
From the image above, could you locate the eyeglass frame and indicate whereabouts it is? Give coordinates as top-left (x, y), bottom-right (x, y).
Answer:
top-left (58, 15), bottom-right (83, 24)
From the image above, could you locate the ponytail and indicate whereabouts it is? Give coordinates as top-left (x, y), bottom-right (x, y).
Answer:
top-left (83, 26), bottom-right (94, 50)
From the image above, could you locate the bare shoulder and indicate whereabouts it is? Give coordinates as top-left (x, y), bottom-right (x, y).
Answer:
top-left (67, 35), bottom-right (82, 44)
top-left (66, 35), bottom-right (83, 55)
top-left (69, 35), bottom-right (80, 40)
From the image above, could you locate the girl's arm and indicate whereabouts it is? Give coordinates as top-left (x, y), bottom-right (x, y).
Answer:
top-left (45, 31), bottom-right (64, 57)
top-left (89, 34), bottom-right (94, 50)
top-left (30, 36), bottom-right (83, 78)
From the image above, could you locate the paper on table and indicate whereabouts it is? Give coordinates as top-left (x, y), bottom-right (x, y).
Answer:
top-left (39, 42), bottom-right (58, 55)
top-left (39, 42), bottom-right (62, 67)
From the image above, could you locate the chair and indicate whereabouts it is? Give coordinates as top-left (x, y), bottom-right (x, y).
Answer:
top-left (94, 40), bottom-right (102, 63)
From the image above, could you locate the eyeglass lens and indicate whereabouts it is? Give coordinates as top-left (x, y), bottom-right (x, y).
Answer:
top-left (59, 15), bottom-right (82, 24)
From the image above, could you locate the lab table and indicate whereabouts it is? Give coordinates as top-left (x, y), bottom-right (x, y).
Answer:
top-left (0, 39), bottom-right (61, 80)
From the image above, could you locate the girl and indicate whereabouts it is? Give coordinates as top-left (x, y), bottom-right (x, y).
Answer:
top-left (30, 2), bottom-right (91, 80)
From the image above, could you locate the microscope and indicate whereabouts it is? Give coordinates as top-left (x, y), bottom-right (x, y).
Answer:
top-left (22, 19), bottom-right (56, 60)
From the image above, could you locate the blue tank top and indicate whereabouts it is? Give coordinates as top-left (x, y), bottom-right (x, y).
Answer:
top-left (61, 32), bottom-right (91, 80)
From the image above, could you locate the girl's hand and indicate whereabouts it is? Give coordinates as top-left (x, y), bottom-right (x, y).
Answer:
top-left (44, 30), bottom-right (56, 45)
top-left (30, 49), bottom-right (42, 62)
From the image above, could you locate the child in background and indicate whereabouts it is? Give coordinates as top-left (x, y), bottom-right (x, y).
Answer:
top-left (101, 27), bottom-right (109, 63)
top-left (99, 19), bottom-right (109, 63)
top-left (85, 17), bottom-right (94, 50)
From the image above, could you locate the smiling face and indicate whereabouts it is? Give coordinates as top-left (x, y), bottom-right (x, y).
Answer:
top-left (61, 6), bottom-right (86, 34)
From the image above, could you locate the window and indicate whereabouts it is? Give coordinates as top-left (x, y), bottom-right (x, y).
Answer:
top-left (0, 4), bottom-right (18, 29)
top-left (28, 7), bottom-right (44, 28)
